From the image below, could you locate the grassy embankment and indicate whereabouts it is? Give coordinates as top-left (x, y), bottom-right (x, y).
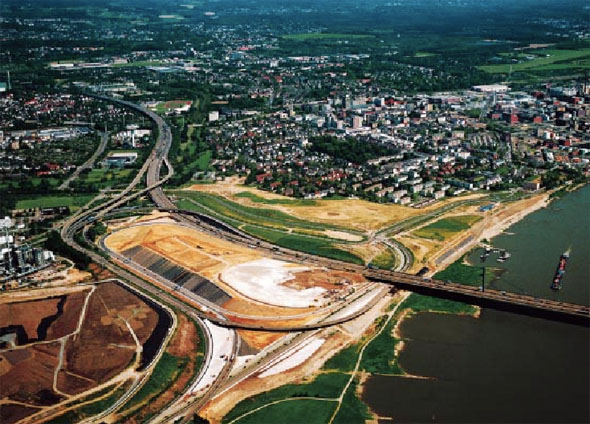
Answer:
top-left (222, 293), bottom-right (476, 424)
top-left (413, 215), bottom-right (482, 241)
top-left (173, 191), bottom-right (364, 264)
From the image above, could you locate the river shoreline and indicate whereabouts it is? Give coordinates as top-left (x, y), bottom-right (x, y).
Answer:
top-left (428, 186), bottom-right (570, 274)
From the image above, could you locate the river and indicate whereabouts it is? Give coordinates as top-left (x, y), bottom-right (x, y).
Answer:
top-left (362, 185), bottom-right (590, 423)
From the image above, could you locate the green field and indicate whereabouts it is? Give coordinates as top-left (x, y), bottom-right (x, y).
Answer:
top-left (223, 373), bottom-right (348, 424)
top-left (370, 247), bottom-right (398, 270)
top-left (243, 225), bottom-right (363, 264)
top-left (323, 344), bottom-right (360, 373)
top-left (223, 291), bottom-right (477, 424)
top-left (401, 292), bottom-right (478, 315)
top-left (15, 195), bottom-right (95, 210)
top-left (193, 150), bottom-right (212, 171)
top-left (434, 254), bottom-right (499, 288)
top-left (478, 48), bottom-right (590, 74)
top-left (332, 378), bottom-right (371, 424)
top-left (413, 215), bottom-right (481, 241)
top-left (359, 316), bottom-right (403, 375)
top-left (233, 399), bottom-right (336, 424)
top-left (282, 33), bottom-right (373, 41)
top-left (82, 168), bottom-right (134, 187)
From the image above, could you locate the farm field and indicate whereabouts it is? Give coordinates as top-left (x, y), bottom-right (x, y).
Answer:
top-left (413, 215), bottom-right (482, 241)
top-left (478, 48), bottom-right (590, 73)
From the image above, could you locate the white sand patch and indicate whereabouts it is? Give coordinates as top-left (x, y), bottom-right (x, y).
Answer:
top-left (189, 321), bottom-right (234, 396)
top-left (221, 258), bottom-right (326, 308)
top-left (258, 337), bottom-right (325, 378)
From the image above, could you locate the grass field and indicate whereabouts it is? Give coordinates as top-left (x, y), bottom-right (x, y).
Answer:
top-left (188, 181), bottom-right (442, 231)
top-left (193, 150), bottom-right (212, 171)
top-left (434, 254), bottom-right (499, 288)
top-left (370, 247), bottom-right (398, 270)
top-left (282, 33), bottom-right (373, 41)
top-left (323, 344), bottom-right (360, 373)
top-left (360, 316), bottom-right (403, 375)
top-left (401, 292), bottom-right (478, 315)
top-left (174, 197), bottom-right (363, 263)
top-left (478, 48), bottom-right (590, 74)
top-left (413, 215), bottom-right (481, 241)
top-left (223, 373), bottom-right (348, 423)
top-left (233, 398), bottom-right (337, 424)
top-left (84, 168), bottom-right (133, 183)
top-left (223, 291), bottom-right (476, 424)
top-left (243, 225), bottom-right (364, 264)
top-left (15, 194), bottom-right (95, 210)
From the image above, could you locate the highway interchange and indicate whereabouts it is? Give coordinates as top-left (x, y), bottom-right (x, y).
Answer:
top-left (59, 95), bottom-right (590, 424)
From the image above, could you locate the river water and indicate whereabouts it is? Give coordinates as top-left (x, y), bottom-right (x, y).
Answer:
top-left (362, 185), bottom-right (590, 423)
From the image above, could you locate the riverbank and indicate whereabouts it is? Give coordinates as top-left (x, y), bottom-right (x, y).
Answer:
top-left (429, 191), bottom-right (551, 273)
